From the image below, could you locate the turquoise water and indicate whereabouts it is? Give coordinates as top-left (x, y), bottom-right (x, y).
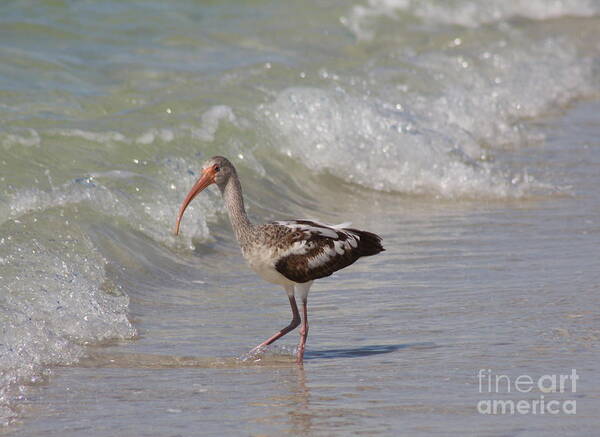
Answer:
top-left (1, 1), bottom-right (600, 435)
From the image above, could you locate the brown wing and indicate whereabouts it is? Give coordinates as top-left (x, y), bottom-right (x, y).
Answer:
top-left (272, 220), bottom-right (384, 283)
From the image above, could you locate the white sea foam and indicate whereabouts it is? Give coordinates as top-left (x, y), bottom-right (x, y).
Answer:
top-left (343, 0), bottom-right (600, 39)
top-left (187, 105), bottom-right (237, 142)
top-left (263, 86), bottom-right (522, 198)
top-left (0, 128), bottom-right (41, 149)
top-left (260, 35), bottom-right (594, 198)
top-left (136, 128), bottom-right (175, 145)
top-left (0, 223), bottom-right (135, 424)
top-left (47, 128), bottom-right (129, 144)
top-left (408, 38), bottom-right (595, 147)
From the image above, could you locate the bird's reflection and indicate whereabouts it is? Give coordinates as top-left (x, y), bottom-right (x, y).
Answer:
top-left (249, 342), bottom-right (438, 434)
top-left (286, 365), bottom-right (312, 435)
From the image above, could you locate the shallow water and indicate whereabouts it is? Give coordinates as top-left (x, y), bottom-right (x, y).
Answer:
top-left (1, 1), bottom-right (600, 435)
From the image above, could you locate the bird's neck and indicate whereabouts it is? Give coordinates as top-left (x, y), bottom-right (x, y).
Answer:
top-left (221, 172), bottom-right (253, 244)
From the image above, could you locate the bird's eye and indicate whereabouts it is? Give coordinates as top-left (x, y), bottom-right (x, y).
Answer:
top-left (214, 165), bottom-right (220, 172)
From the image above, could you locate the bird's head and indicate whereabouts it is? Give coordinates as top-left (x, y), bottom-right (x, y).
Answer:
top-left (173, 155), bottom-right (234, 235)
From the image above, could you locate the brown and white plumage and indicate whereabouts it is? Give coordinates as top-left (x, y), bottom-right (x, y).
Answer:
top-left (269, 220), bottom-right (383, 283)
top-left (174, 156), bottom-right (384, 364)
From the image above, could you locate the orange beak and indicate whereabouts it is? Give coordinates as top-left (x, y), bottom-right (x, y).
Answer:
top-left (173, 167), bottom-right (217, 236)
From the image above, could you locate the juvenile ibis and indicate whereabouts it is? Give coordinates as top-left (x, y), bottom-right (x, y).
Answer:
top-left (174, 156), bottom-right (384, 364)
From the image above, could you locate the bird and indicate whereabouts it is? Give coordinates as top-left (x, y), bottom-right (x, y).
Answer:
top-left (174, 156), bottom-right (384, 364)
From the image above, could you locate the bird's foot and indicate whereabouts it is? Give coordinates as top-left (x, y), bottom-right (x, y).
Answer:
top-left (249, 343), bottom-right (267, 355)
top-left (242, 344), bottom-right (267, 362)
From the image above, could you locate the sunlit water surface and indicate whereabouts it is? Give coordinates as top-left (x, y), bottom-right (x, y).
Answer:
top-left (1, 1), bottom-right (599, 435)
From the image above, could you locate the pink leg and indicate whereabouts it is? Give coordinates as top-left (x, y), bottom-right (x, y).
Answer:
top-left (249, 296), bottom-right (301, 354)
top-left (296, 298), bottom-right (309, 364)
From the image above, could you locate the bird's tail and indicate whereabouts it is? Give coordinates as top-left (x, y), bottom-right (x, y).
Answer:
top-left (345, 228), bottom-right (385, 257)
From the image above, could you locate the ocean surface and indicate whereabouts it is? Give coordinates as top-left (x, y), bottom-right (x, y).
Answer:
top-left (1, 1), bottom-right (599, 435)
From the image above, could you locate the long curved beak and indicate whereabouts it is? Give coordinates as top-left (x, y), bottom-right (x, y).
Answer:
top-left (173, 168), bottom-right (215, 236)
